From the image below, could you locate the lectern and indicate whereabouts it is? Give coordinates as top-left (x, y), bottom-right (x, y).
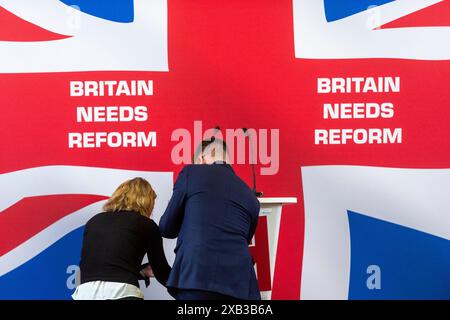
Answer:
top-left (254, 197), bottom-right (297, 300)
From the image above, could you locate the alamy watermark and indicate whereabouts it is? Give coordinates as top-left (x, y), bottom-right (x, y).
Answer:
top-left (171, 121), bottom-right (280, 175)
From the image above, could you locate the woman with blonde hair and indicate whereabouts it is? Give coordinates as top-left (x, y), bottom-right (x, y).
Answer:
top-left (72, 177), bottom-right (171, 300)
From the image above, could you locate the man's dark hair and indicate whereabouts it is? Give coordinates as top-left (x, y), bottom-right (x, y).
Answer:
top-left (192, 137), bottom-right (228, 163)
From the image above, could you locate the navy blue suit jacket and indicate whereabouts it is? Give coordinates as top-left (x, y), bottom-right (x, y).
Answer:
top-left (159, 163), bottom-right (261, 300)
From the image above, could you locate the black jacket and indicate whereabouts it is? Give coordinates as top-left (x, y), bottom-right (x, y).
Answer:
top-left (79, 211), bottom-right (171, 288)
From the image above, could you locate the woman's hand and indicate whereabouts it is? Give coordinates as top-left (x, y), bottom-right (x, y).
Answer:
top-left (140, 265), bottom-right (154, 278)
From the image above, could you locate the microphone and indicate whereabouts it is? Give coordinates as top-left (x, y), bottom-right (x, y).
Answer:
top-left (242, 128), bottom-right (263, 198)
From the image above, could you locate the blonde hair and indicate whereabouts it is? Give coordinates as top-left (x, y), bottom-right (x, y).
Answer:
top-left (103, 177), bottom-right (157, 217)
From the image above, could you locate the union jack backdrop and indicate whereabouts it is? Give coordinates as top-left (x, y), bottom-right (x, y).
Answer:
top-left (0, 0), bottom-right (449, 299)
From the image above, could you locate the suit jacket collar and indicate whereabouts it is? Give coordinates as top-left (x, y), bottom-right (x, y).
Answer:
top-left (212, 161), bottom-right (234, 173)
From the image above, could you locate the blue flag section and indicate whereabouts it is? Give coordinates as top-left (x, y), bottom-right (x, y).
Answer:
top-left (324, 0), bottom-right (396, 22)
top-left (59, 0), bottom-right (134, 23)
top-left (0, 227), bottom-right (84, 300)
top-left (348, 211), bottom-right (450, 300)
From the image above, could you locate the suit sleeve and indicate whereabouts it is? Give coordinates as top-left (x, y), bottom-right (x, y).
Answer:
top-left (247, 199), bottom-right (260, 244)
top-left (159, 166), bottom-right (189, 238)
top-left (146, 222), bottom-right (172, 286)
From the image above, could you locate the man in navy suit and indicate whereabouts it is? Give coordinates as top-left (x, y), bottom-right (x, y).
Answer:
top-left (159, 138), bottom-right (261, 300)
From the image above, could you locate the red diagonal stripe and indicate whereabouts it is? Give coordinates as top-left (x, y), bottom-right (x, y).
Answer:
top-left (381, 0), bottom-right (450, 29)
top-left (0, 7), bottom-right (71, 41)
top-left (0, 194), bottom-right (107, 256)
